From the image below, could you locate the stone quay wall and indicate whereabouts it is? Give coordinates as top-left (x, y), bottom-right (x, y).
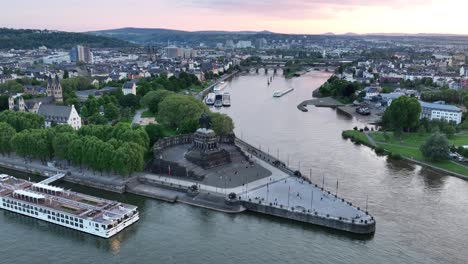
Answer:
top-left (234, 138), bottom-right (312, 183)
top-left (0, 159), bottom-right (126, 193)
top-left (242, 201), bottom-right (376, 234)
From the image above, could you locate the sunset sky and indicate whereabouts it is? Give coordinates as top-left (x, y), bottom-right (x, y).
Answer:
top-left (2, 0), bottom-right (466, 34)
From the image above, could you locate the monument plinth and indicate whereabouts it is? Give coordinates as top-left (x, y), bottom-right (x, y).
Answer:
top-left (185, 128), bottom-right (231, 169)
top-left (184, 112), bottom-right (231, 169)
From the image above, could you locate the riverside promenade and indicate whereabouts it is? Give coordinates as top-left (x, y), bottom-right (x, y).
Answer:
top-left (0, 137), bottom-right (376, 234)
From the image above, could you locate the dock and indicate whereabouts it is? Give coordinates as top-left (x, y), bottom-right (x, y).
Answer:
top-left (39, 173), bottom-right (66, 185)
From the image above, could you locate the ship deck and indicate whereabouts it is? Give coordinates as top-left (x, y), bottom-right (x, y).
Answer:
top-left (0, 175), bottom-right (137, 224)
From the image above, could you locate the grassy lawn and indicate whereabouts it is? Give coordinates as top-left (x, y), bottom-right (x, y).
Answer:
top-left (371, 132), bottom-right (468, 147)
top-left (369, 132), bottom-right (468, 176)
top-left (141, 110), bottom-right (156, 118)
top-left (161, 126), bottom-right (177, 137)
top-left (342, 130), bottom-right (372, 146)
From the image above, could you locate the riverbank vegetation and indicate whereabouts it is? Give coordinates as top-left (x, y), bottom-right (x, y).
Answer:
top-left (0, 116), bottom-right (148, 176)
top-left (318, 76), bottom-right (363, 103)
top-left (342, 129), bottom-right (468, 176)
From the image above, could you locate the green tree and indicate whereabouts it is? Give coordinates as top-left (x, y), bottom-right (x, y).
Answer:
top-left (88, 113), bottom-right (108, 125)
top-left (210, 113), bottom-right (234, 136)
top-left (145, 124), bottom-right (165, 146)
top-left (0, 111), bottom-right (45, 131)
top-left (420, 132), bottom-right (450, 161)
top-left (158, 94), bottom-right (208, 129)
top-left (119, 94), bottom-right (140, 109)
top-left (104, 102), bottom-right (119, 120)
top-left (383, 96), bottom-right (421, 134)
top-left (0, 122), bottom-right (16, 156)
top-left (0, 95), bottom-right (9, 111)
top-left (147, 90), bottom-right (175, 114)
top-left (52, 132), bottom-right (78, 161)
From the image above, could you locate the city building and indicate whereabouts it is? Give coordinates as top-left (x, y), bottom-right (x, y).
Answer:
top-left (69, 45), bottom-right (94, 63)
top-left (164, 47), bottom-right (196, 59)
top-left (122, 81), bottom-right (137, 95)
top-left (419, 101), bottom-right (462, 124)
top-left (8, 75), bottom-right (62, 112)
top-left (236, 41), bottom-right (252, 49)
top-left (46, 74), bottom-right (63, 102)
top-left (37, 104), bottom-right (82, 130)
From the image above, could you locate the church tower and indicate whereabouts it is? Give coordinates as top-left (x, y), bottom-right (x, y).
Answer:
top-left (46, 74), bottom-right (63, 102)
top-left (8, 96), bottom-right (14, 111)
top-left (18, 97), bottom-right (25, 112)
top-left (53, 75), bottom-right (63, 102)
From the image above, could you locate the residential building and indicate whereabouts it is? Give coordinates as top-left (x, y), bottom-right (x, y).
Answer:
top-left (37, 104), bottom-right (82, 130)
top-left (364, 86), bottom-right (380, 99)
top-left (8, 75), bottom-right (62, 112)
top-left (419, 101), bottom-right (462, 124)
top-left (122, 81), bottom-right (137, 95)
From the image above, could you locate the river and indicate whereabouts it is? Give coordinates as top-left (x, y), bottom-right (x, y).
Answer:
top-left (1, 71), bottom-right (468, 264)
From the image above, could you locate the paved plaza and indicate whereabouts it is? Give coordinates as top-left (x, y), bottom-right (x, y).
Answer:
top-left (161, 144), bottom-right (272, 188)
top-left (244, 176), bottom-right (373, 223)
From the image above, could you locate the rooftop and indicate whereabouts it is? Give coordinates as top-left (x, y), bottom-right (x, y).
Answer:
top-left (419, 101), bottom-right (461, 112)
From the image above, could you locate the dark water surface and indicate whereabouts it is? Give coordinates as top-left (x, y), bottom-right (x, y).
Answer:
top-left (1, 71), bottom-right (467, 264)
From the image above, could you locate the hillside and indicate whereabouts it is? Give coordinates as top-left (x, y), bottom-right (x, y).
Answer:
top-left (88, 27), bottom-right (278, 45)
top-left (0, 28), bottom-right (134, 49)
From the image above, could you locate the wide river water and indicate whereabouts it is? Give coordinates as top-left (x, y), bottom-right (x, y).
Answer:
top-left (1, 71), bottom-right (468, 264)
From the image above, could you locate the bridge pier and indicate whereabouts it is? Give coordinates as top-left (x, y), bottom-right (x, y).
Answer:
top-left (255, 68), bottom-right (259, 74)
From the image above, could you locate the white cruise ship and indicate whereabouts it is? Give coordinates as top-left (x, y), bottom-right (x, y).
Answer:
top-left (205, 93), bottom-right (216, 105)
top-left (273, 88), bottom-right (294, 97)
top-left (213, 81), bottom-right (227, 93)
top-left (0, 174), bottom-right (139, 238)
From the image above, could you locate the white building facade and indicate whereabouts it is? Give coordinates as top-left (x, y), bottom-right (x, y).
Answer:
top-left (419, 101), bottom-right (462, 124)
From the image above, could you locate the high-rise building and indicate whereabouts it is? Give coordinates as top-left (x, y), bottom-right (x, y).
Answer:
top-left (69, 45), bottom-right (93, 63)
top-left (256, 38), bottom-right (267, 49)
top-left (165, 47), bottom-right (196, 59)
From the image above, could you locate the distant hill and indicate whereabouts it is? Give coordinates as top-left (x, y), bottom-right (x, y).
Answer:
top-left (87, 27), bottom-right (278, 45)
top-left (0, 28), bottom-right (134, 50)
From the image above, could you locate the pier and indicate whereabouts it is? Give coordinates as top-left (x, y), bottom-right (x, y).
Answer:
top-left (39, 173), bottom-right (66, 185)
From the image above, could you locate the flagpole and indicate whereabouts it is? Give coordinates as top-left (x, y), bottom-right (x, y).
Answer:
top-left (310, 189), bottom-right (313, 212)
top-left (336, 179), bottom-right (339, 196)
top-left (287, 185), bottom-right (290, 208)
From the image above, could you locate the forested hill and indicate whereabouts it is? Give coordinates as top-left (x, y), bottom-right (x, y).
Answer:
top-left (0, 28), bottom-right (134, 49)
top-left (88, 27), bottom-right (278, 45)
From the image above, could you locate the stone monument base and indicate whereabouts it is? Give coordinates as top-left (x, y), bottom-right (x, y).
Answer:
top-left (184, 128), bottom-right (231, 169)
top-left (185, 148), bottom-right (231, 169)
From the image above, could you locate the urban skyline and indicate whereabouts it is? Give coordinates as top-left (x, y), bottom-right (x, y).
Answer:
top-left (3, 0), bottom-right (468, 35)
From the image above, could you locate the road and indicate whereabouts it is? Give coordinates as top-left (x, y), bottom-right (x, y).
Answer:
top-left (132, 108), bottom-right (146, 126)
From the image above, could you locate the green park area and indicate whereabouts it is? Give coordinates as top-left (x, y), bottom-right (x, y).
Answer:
top-left (342, 95), bottom-right (468, 177)
top-left (343, 130), bottom-right (468, 177)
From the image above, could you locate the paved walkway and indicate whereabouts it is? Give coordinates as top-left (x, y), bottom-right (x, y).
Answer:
top-left (0, 155), bottom-right (128, 186)
top-left (132, 108), bottom-right (146, 126)
top-left (139, 153), bottom-right (290, 195)
top-left (364, 132), bottom-right (377, 147)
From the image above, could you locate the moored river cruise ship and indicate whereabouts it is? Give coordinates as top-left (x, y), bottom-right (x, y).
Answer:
top-left (0, 174), bottom-right (139, 238)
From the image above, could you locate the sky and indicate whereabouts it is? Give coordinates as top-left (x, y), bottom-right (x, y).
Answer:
top-left (1, 0), bottom-right (467, 34)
